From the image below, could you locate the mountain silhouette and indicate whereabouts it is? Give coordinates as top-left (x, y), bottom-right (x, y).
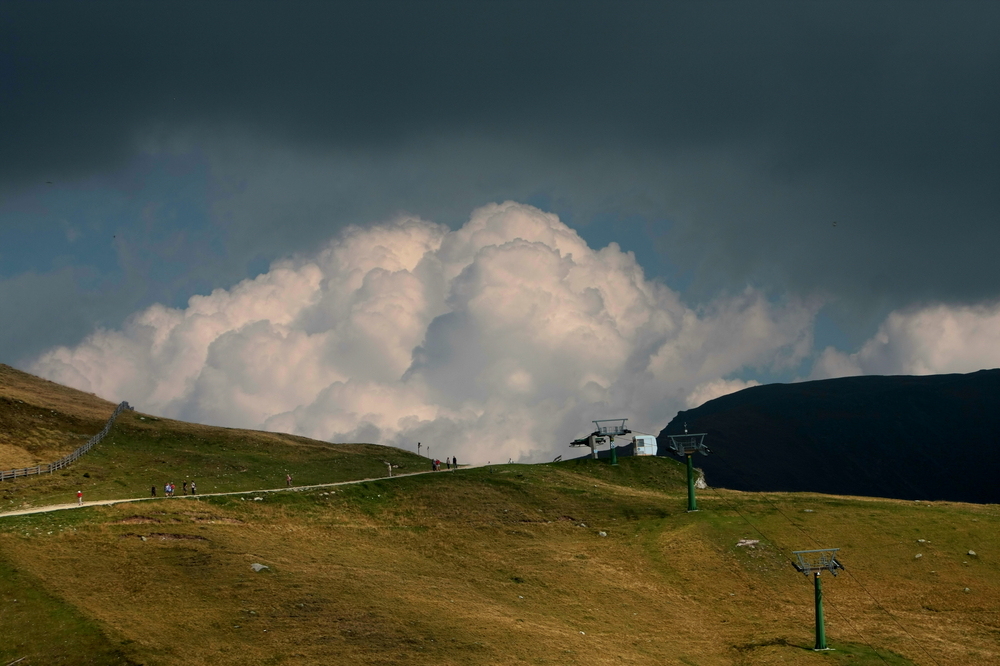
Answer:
top-left (657, 369), bottom-right (1000, 504)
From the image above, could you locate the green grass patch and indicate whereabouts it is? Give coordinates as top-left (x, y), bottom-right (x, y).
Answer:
top-left (0, 553), bottom-right (139, 665)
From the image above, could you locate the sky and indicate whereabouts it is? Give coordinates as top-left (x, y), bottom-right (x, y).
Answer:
top-left (2, 1), bottom-right (999, 462)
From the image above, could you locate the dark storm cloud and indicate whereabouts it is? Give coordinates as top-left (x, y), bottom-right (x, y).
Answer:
top-left (2, 0), bottom-right (999, 344)
top-left (4, 1), bottom-right (996, 172)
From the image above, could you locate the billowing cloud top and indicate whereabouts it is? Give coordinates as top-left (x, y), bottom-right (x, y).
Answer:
top-left (31, 203), bottom-right (817, 462)
top-left (812, 303), bottom-right (1000, 380)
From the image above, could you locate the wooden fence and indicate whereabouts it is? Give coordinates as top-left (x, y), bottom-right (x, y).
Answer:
top-left (0, 401), bottom-right (134, 481)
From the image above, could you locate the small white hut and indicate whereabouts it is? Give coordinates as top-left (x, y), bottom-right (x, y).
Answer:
top-left (634, 435), bottom-right (658, 456)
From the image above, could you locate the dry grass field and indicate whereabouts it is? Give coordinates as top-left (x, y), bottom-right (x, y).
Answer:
top-left (2, 460), bottom-right (998, 665)
top-left (0, 364), bottom-right (118, 468)
top-left (1, 366), bottom-right (998, 665)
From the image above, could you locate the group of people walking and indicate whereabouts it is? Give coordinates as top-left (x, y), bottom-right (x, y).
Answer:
top-left (78, 452), bottom-right (464, 508)
top-left (431, 456), bottom-right (458, 471)
top-left (74, 452), bottom-right (461, 508)
top-left (151, 480), bottom-right (196, 497)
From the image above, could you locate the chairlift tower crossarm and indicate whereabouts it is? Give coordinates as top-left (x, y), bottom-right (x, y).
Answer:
top-left (568, 419), bottom-right (630, 463)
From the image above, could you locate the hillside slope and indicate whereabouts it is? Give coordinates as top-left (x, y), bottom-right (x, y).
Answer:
top-left (657, 369), bottom-right (1000, 503)
top-left (0, 364), bottom-right (428, 509)
top-left (0, 364), bottom-right (119, 469)
top-left (2, 457), bottom-right (997, 665)
top-left (3, 368), bottom-right (997, 665)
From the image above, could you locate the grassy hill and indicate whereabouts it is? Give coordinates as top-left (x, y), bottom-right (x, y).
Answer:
top-left (0, 363), bottom-right (119, 469)
top-left (1, 367), bottom-right (998, 665)
top-left (1, 457), bottom-right (998, 665)
top-left (0, 364), bottom-right (428, 510)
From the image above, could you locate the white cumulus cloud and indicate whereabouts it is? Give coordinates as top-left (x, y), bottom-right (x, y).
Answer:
top-left (31, 202), bottom-right (817, 462)
top-left (811, 302), bottom-right (1000, 379)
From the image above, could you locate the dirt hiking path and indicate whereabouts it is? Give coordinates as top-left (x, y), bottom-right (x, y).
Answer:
top-left (0, 465), bottom-right (479, 519)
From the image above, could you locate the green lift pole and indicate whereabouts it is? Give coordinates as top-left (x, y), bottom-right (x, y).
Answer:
top-left (610, 435), bottom-right (618, 466)
top-left (668, 426), bottom-right (708, 513)
top-left (813, 572), bottom-right (827, 650)
top-left (686, 453), bottom-right (697, 511)
top-left (792, 548), bottom-right (840, 652)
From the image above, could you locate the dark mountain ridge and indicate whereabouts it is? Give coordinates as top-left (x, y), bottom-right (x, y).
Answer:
top-left (656, 369), bottom-right (1000, 504)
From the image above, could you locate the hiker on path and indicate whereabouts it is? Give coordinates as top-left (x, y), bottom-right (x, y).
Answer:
top-left (151, 485), bottom-right (156, 497)
top-left (286, 474), bottom-right (292, 487)
top-left (190, 481), bottom-right (197, 495)
top-left (77, 489), bottom-right (82, 505)
top-left (452, 456), bottom-right (457, 469)
top-left (183, 481), bottom-right (188, 494)
top-left (445, 458), bottom-right (451, 470)
top-left (386, 462), bottom-right (392, 477)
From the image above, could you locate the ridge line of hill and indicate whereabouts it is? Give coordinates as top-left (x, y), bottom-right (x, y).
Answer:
top-left (657, 368), bottom-right (1000, 504)
top-left (1, 364), bottom-right (441, 508)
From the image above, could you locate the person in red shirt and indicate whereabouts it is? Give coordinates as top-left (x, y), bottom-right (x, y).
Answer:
top-left (77, 489), bottom-right (83, 505)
